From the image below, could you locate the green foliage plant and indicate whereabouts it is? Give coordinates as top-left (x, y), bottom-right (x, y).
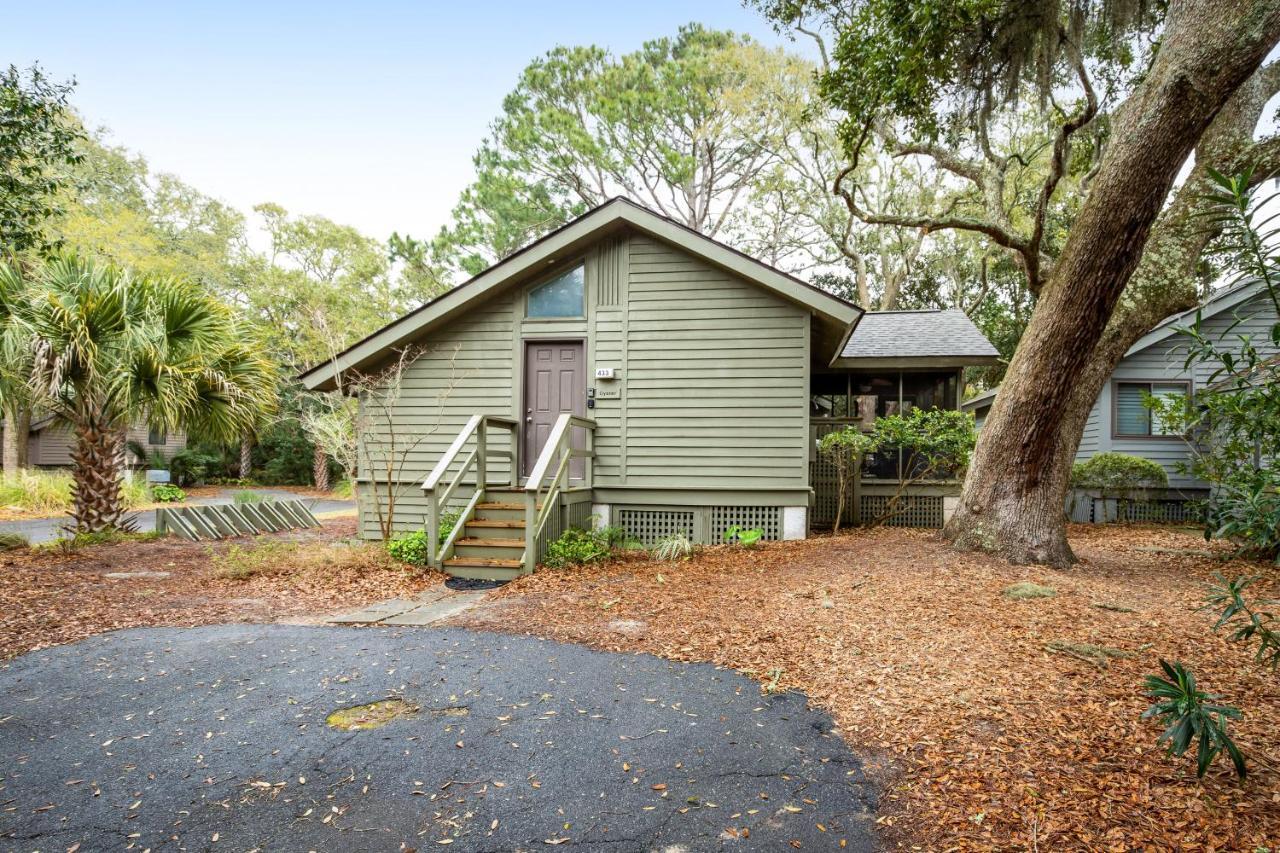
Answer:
top-left (150, 483), bottom-right (186, 503)
top-left (1202, 572), bottom-right (1280, 672)
top-left (817, 427), bottom-right (875, 532)
top-left (1142, 659), bottom-right (1246, 779)
top-left (233, 490), bottom-right (267, 505)
top-left (652, 532), bottom-right (695, 562)
top-left (386, 530), bottom-right (430, 567)
top-left (723, 525), bottom-right (764, 548)
top-left (543, 527), bottom-right (612, 569)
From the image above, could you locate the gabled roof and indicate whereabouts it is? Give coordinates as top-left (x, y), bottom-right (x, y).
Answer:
top-left (299, 197), bottom-right (863, 391)
top-left (833, 308), bottom-right (1000, 369)
top-left (1125, 278), bottom-right (1268, 357)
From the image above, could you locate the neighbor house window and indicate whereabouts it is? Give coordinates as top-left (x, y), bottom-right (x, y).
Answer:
top-left (1114, 381), bottom-right (1188, 437)
top-left (527, 265), bottom-right (584, 318)
top-left (148, 428), bottom-right (167, 445)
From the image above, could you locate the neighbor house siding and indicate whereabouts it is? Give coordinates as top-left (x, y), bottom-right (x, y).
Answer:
top-left (23, 421), bottom-right (185, 467)
top-left (1074, 288), bottom-right (1278, 489)
top-left (355, 292), bottom-right (516, 537)
top-left (619, 235), bottom-right (808, 490)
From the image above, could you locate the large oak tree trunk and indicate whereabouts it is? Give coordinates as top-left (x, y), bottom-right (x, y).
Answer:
top-left (945, 0), bottom-right (1280, 566)
top-left (70, 419), bottom-right (127, 534)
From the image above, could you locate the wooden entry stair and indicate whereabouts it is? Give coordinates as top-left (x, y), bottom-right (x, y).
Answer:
top-left (421, 412), bottom-right (595, 581)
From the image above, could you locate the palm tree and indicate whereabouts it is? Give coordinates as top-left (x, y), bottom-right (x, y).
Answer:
top-left (8, 255), bottom-right (276, 532)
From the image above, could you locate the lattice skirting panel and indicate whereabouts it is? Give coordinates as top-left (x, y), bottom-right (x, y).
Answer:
top-left (615, 508), bottom-right (696, 546)
top-left (613, 505), bottom-right (784, 545)
top-left (1072, 496), bottom-right (1205, 524)
top-left (858, 494), bottom-right (944, 528)
top-left (709, 505), bottom-right (782, 542)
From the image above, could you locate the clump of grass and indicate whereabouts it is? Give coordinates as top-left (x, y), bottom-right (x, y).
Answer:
top-left (233, 490), bottom-right (268, 505)
top-left (212, 541), bottom-right (299, 579)
top-left (0, 532), bottom-right (30, 551)
top-left (35, 529), bottom-right (162, 553)
top-left (213, 538), bottom-right (400, 581)
top-left (1003, 581), bottom-right (1057, 600)
top-left (332, 479), bottom-right (354, 499)
top-left (0, 470), bottom-right (72, 513)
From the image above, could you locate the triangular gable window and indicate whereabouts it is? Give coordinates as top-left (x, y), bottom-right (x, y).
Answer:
top-left (527, 265), bottom-right (584, 318)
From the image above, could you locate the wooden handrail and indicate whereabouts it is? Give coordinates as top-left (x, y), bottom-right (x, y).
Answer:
top-left (421, 413), bottom-right (521, 569)
top-left (523, 413), bottom-right (596, 571)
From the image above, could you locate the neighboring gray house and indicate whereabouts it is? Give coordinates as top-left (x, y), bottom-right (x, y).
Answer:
top-left (964, 279), bottom-right (1278, 517)
top-left (300, 198), bottom-right (999, 579)
top-left (3, 417), bottom-right (186, 468)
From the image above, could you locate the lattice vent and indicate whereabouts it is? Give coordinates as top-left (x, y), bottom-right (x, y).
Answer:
top-left (1123, 499), bottom-right (1203, 524)
top-left (709, 506), bottom-right (782, 542)
top-left (616, 508), bottom-right (695, 545)
top-left (859, 495), bottom-right (944, 528)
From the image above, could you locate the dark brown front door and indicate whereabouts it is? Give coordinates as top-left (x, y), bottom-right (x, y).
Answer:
top-left (523, 341), bottom-right (585, 477)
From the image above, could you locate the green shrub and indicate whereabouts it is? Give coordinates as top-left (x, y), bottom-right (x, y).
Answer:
top-left (544, 527), bottom-right (611, 568)
top-left (1071, 452), bottom-right (1169, 495)
top-left (169, 447), bottom-right (223, 486)
top-left (386, 530), bottom-right (431, 566)
top-left (1202, 572), bottom-right (1280, 671)
top-left (653, 532), bottom-right (695, 562)
top-left (151, 483), bottom-right (186, 503)
top-left (333, 479), bottom-right (354, 499)
top-left (1142, 659), bottom-right (1245, 779)
top-left (0, 532), bottom-right (29, 551)
top-left (723, 525), bottom-right (763, 548)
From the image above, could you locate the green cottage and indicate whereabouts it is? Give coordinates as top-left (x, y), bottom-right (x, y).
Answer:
top-left (299, 198), bottom-right (999, 579)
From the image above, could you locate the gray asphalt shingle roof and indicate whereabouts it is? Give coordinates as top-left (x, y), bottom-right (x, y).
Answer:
top-left (841, 308), bottom-right (999, 360)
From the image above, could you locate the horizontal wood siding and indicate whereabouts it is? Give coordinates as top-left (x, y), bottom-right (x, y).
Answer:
top-left (1075, 288), bottom-right (1278, 488)
top-left (24, 420), bottom-right (185, 467)
top-left (356, 293), bottom-right (516, 538)
top-left (622, 235), bottom-right (807, 489)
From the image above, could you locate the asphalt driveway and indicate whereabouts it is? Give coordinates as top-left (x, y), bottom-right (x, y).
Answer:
top-left (0, 488), bottom-right (355, 544)
top-left (0, 625), bottom-right (877, 851)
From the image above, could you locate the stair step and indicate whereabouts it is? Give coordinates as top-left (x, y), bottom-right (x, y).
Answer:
top-left (444, 564), bottom-right (525, 581)
top-left (456, 537), bottom-right (523, 548)
top-left (467, 519), bottom-right (526, 528)
top-left (477, 502), bottom-right (539, 511)
top-left (444, 557), bottom-right (523, 569)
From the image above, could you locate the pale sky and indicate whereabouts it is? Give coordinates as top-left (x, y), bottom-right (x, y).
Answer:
top-left (1, 1), bottom-right (810, 243)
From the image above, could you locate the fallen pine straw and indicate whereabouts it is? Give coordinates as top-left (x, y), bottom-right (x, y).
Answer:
top-left (453, 524), bottom-right (1280, 850)
top-left (0, 519), bottom-right (442, 660)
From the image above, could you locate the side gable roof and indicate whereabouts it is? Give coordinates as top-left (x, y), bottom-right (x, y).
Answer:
top-left (299, 197), bottom-right (863, 391)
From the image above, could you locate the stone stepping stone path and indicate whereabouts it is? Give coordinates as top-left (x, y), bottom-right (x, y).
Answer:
top-left (327, 584), bottom-right (486, 626)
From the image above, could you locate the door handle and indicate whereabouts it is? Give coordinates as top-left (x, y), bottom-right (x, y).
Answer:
top-left (526, 416), bottom-right (533, 423)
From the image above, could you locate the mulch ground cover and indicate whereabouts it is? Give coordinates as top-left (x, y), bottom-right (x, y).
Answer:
top-left (453, 524), bottom-right (1280, 851)
top-left (0, 518), bottom-right (441, 661)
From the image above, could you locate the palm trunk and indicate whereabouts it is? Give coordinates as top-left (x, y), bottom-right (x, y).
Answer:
top-left (3, 408), bottom-right (29, 473)
top-left (313, 445), bottom-right (331, 492)
top-left (944, 0), bottom-right (1280, 566)
top-left (239, 434), bottom-right (253, 480)
top-left (69, 420), bottom-right (126, 533)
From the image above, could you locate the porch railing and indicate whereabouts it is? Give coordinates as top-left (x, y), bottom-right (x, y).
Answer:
top-left (523, 413), bottom-right (595, 572)
top-left (421, 414), bottom-right (518, 568)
